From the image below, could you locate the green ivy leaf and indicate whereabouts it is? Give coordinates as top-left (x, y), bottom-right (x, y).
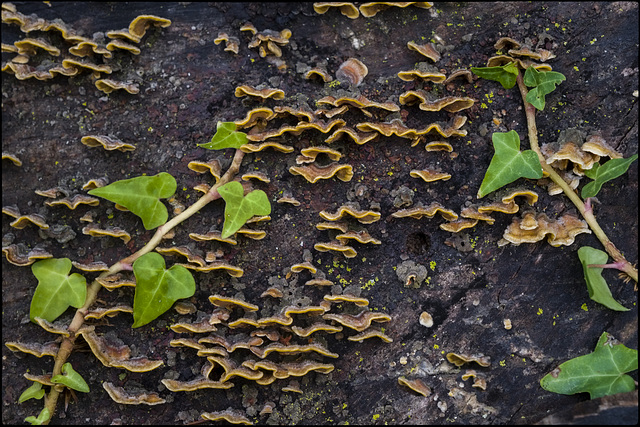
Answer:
top-left (18, 382), bottom-right (45, 403)
top-left (540, 331), bottom-right (638, 399)
top-left (197, 122), bottom-right (248, 150)
top-left (132, 252), bottom-right (195, 328)
top-left (88, 172), bottom-right (176, 230)
top-left (577, 246), bottom-right (628, 311)
top-left (523, 66), bottom-right (566, 110)
top-left (477, 130), bottom-right (543, 198)
top-left (25, 408), bottom-right (50, 425)
top-left (581, 154), bottom-right (638, 199)
top-left (50, 362), bottom-right (90, 393)
top-left (470, 62), bottom-right (519, 89)
top-left (30, 258), bottom-right (86, 323)
top-left (218, 181), bottom-right (271, 239)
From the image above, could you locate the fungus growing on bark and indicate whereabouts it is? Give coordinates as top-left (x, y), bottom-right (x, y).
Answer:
top-left (300, 145), bottom-right (343, 162)
top-left (318, 94), bottom-right (399, 112)
top-left (95, 79), bottom-right (140, 94)
top-left (277, 193), bottom-right (301, 206)
top-left (234, 107), bottom-right (274, 129)
top-left (397, 63), bottom-right (446, 83)
top-left (162, 377), bottom-right (233, 392)
top-left (460, 206), bottom-right (495, 224)
top-left (95, 274), bottom-right (136, 291)
top-left (250, 342), bottom-right (339, 359)
top-left (335, 58), bottom-right (368, 86)
top-left (46, 194), bottom-right (100, 209)
top-left (335, 230), bottom-right (381, 245)
top-left (105, 38), bottom-right (140, 54)
top-left (2, 152), bottom-right (22, 166)
top-left (71, 260), bottom-right (110, 272)
top-left (398, 376), bottom-right (431, 397)
top-left (82, 224), bottom-right (131, 244)
top-left (407, 41), bottom-right (440, 62)
top-left (61, 58), bottom-right (112, 75)
top-left (325, 127), bottom-right (378, 145)
top-left (2, 206), bottom-right (49, 230)
top-left (359, 2), bottom-right (433, 17)
top-left (446, 352), bottom-right (491, 367)
top-left (68, 40), bottom-right (112, 58)
top-left (392, 202), bottom-right (458, 221)
top-left (305, 66), bottom-right (334, 82)
top-left (410, 169), bottom-right (452, 183)
top-left (201, 409), bottom-right (252, 425)
top-left (80, 329), bottom-right (164, 372)
top-left (81, 135), bottom-right (135, 151)
top-left (444, 69), bottom-right (474, 84)
top-left (234, 85), bottom-right (285, 100)
top-left (84, 305), bottom-right (134, 320)
top-left (290, 163), bottom-right (354, 183)
top-left (347, 327), bottom-right (393, 343)
top-left (323, 310), bottom-right (391, 332)
top-left (581, 134), bottom-right (622, 159)
top-left (290, 261), bottom-right (317, 274)
top-left (82, 177), bottom-right (109, 190)
top-left (127, 15), bottom-right (172, 39)
top-left (440, 218), bottom-right (479, 233)
top-left (313, 2), bottom-right (360, 19)
top-left (14, 38), bottom-right (60, 56)
top-left (319, 204), bottom-right (380, 223)
top-left (261, 287), bottom-right (284, 298)
top-left (209, 294), bottom-right (259, 312)
top-left (156, 246), bottom-right (206, 267)
top-left (291, 322), bottom-right (344, 337)
top-left (324, 293), bottom-right (370, 306)
top-left (240, 141), bottom-right (295, 153)
top-left (102, 382), bottom-right (166, 405)
top-left (316, 221), bottom-right (349, 233)
top-left (242, 171), bottom-right (271, 183)
top-left (5, 340), bottom-right (59, 358)
top-left (189, 230), bottom-right (237, 245)
top-left (214, 32), bottom-right (240, 54)
top-left (499, 211), bottom-right (591, 247)
top-left (418, 95), bottom-right (475, 113)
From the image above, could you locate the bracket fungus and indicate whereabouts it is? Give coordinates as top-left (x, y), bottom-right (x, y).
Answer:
top-left (322, 310), bottom-right (391, 332)
top-left (446, 352), bottom-right (491, 368)
top-left (5, 340), bottom-right (60, 358)
top-left (347, 327), bottom-right (393, 343)
top-left (289, 163), bottom-right (354, 183)
top-left (314, 241), bottom-right (357, 258)
top-left (234, 85), bottom-right (285, 100)
top-left (46, 194), bottom-right (100, 209)
top-left (95, 79), bottom-right (140, 94)
top-left (319, 204), bottom-right (381, 223)
top-left (214, 32), bottom-right (240, 54)
top-left (410, 168), bottom-right (452, 183)
top-left (499, 211), bottom-right (591, 247)
top-left (392, 202), bottom-right (458, 221)
top-left (407, 41), bottom-right (440, 62)
top-left (14, 37), bottom-right (60, 56)
top-left (440, 218), bottom-right (479, 233)
top-left (3, 206), bottom-right (49, 230)
top-left (81, 135), bottom-right (135, 152)
top-left (304, 66), bottom-right (334, 82)
top-left (127, 15), bottom-right (171, 39)
top-left (335, 58), bottom-right (368, 86)
top-left (201, 409), bottom-right (252, 425)
top-left (313, 2), bottom-right (360, 19)
top-left (359, 2), bottom-right (433, 17)
top-left (80, 329), bottom-right (164, 372)
top-left (397, 63), bottom-right (446, 83)
top-left (82, 224), bottom-right (131, 244)
top-left (102, 382), bottom-right (165, 406)
top-left (398, 376), bottom-right (431, 397)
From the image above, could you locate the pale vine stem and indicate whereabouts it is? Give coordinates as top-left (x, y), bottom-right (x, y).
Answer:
top-left (515, 72), bottom-right (638, 283)
top-left (42, 149), bottom-right (246, 423)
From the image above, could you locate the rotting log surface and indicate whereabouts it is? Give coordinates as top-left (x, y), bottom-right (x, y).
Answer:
top-left (2, 2), bottom-right (637, 425)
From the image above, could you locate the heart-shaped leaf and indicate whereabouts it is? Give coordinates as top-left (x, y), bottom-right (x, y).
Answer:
top-left (88, 172), bottom-right (176, 230)
top-left (25, 408), bottom-right (50, 425)
top-left (540, 331), bottom-right (638, 399)
top-left (477, 130), bottom-right (543, 198)
top-left (217, 181), bottom-right (271, 239)
top-left (581, 154), bottom-right (638, 199)
top-left (50, 362), bottom-right (90, 393)
top-left (524, 66), bottom-right (566, 110)
top-left (577, 246), bottom-right (628, 311)
top-left (132, 252), bottom-right (195, 328)
top-left (18, 382), bottom-right (45, 403)
top-left (30, 258), bottom-right (86, 323)
top-left (470, 62), bottom-right (519, 89)
top-left (197, 122), bottom-right (248, 150)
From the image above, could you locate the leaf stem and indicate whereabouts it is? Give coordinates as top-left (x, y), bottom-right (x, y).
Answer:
top-left (516, 73), bottom-right (637, 283)
top-left (42, 149), bottom-right (245, 423)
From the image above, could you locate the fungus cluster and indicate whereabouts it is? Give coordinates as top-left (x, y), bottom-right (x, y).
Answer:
top-left (2, 3), bottom-right (170, 93)
top-left (313, 2), bottom-right (433, 19)
top-left (162, 274), bottom-right (392, 418)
